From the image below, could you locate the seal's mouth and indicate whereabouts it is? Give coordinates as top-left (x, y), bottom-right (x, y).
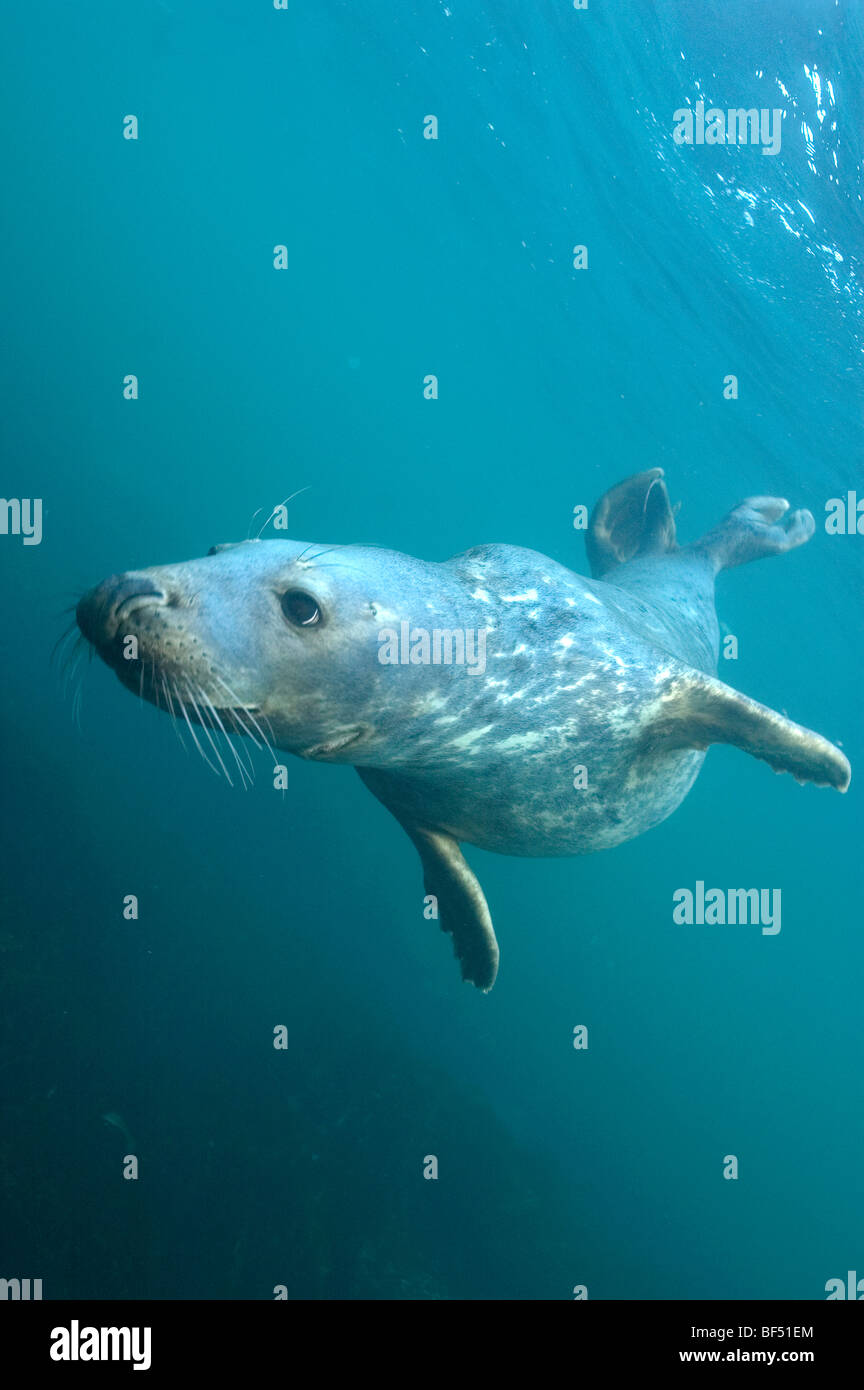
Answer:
top-left (300, 725), bottom-right (368, 761)
top-left (106, 652), bottom-right (267, 741)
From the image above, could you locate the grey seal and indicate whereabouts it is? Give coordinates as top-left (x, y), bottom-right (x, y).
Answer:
top-left (76, 470), bottom-right (850, 990)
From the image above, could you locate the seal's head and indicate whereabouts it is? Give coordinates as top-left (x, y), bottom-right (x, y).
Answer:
top-left (76, 537), bottom-right (484, 766)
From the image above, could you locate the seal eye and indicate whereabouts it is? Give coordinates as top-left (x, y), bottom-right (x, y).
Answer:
top-left (281, 589), bottom-right (322, 628)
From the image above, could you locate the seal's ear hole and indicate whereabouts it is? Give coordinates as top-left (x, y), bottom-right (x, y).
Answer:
top-left (281, 589), bottom-right (322, 628)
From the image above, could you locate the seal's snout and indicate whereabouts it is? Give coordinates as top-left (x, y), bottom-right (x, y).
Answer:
top-left (76, 573), bottom-right (168, 648)
top-left (75, 564), bottom-right (262, 728)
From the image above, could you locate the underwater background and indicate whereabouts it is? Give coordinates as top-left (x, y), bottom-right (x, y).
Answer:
top-left (1, 0), bottom-right (862, 1300)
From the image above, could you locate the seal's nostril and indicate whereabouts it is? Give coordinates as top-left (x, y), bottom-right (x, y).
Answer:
top-left (76, 574), bottom-right (167, 646)
top-left (112, 577), bottom-right (165, 604)
top-left (114, 588), bottom-right (166, 624)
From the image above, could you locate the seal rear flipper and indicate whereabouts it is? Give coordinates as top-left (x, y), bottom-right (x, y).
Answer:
top-left (642, 671), bottom-right (850, 791)
top-left (355, 769), bottom-right (499, 990)
top-left (586, 468), bottom-right (678, 578)
top-left (690, 496), bottom-right (815, 572)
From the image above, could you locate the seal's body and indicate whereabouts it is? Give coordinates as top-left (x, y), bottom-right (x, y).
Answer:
top-left (77, 471), bottom-right (850, 989)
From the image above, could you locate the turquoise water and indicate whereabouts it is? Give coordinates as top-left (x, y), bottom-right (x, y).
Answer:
top-left (1, 1), bottom-right (862, 1299)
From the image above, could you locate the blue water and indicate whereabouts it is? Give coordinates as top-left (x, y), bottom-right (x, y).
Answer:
top-left (1, 0), bottom-right (862, 1299)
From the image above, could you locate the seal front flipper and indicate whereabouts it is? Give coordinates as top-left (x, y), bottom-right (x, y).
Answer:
top-left (641, 670), bottom-right (851, 791)
top-left (410, 826), bottom-right (499, 991)
top-left (357, 769), bottom-right (499, 990)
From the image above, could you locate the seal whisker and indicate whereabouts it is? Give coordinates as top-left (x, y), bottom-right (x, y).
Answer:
top-left (51, 621), bottom-right (80, 669)
top-left (226, 706), bottom-right (264, 751)
top-left (258, 710), bottom-right (278, 752)
top-left (56, 637), bottom-right (88, 719)
top-left (185, 681), bottom-right (234, 786)
top-left (211, 696), bottom-right (256, 789)
top-left (297, 540), bottom-right (387, 570)
top-left (295, 540), bottom-right (330, 565)
top-left (233, 729), bottom-right (257, 783)
top-left (199, 684), bottom-right (252, 790)
top-left (244, 708), bottom-right (277, 762)
top-left (58, 642), bottom-right (88, 732)
top-left (246, 506), bottom-right (267, 540)
top-left (67, 632), bottom-right (87, 671)
top-left (207, 677), bottom-right (264, 751)
top-left (222, 706), bottom-right (262, 783)
top-left (71, 669), bottom-right (84, 731)
top-left (64, 641), bottom-right (87, 728)
top-left (298, 546), bottom-right (343, 565)
top-left (176, 685), bottom-right (223, 780)
top-left (212, 674), bottom-right (277, 761)
top-left (254, 486), bottom-right (311, 541)
top-left (227, 708), bottom-right (263, 784)
top-left (229, 706), bottom-right (268, 761)
top-left (170, 680), bottom-right (191, 754)
top-left (196, 682), bottom-right (248, 788)
top-left (220, 727), bottom-right (253, 791)
top-left (298, 554), bottom-right (368, 578)
top-left (60, 642), bottom-right (85, 699)
top-left (293, 542), bottom-right (363, 571)
top-left (161, 676), bottom-right (189, 755)
top-left (185, 689), bottom-right (226, 780)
